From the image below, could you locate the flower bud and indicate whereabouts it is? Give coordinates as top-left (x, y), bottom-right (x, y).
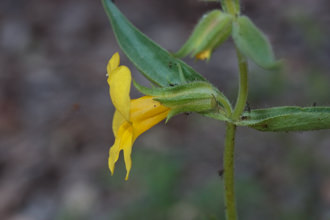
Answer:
top-left (176, 10), bottom-right (233, 60)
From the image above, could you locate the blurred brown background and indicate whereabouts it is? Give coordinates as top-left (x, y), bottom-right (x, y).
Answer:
top-left (1, 0), bottom-right (330, 219)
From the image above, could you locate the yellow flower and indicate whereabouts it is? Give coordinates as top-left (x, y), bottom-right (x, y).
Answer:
top-left (107, 53), bottom-right (170, 180)
top-left (195, 49), bottom-right (211, 60)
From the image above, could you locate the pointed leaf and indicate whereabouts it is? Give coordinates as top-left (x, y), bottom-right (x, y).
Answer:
top-left (235, 106), bottom-right (330, 131)
top-left (102, 0), bottom-right (206, 87)
top-left (232, 16), bottom-right (281, 70)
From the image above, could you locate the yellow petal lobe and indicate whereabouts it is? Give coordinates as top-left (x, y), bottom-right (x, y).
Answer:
top-left (107, 52), bottom-right (120, 74)
top-left (108, 122), bottom-right (134, 178)
top-left (118, 123), bottom-right (133, 180)
top-left (108, 66), bottom-right (131, 121)
top-left (195, 50), bottom-right (211, 60)
top-left (108, 137), bottom-right (121, 175)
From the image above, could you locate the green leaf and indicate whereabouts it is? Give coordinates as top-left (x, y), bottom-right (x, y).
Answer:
top-left (235, 106), bottom-right (330, 132)
top-left (232, 16), bottom-right (280, 70)
top-left (102, 0), bottom-right (206, 87)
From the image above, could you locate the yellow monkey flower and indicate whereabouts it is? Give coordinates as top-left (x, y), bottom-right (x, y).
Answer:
top-left (107, 53), bottom-right (170, 180)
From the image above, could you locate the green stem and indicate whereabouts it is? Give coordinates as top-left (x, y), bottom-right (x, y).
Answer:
top-left (220, 0), bottom-right (245, 219)
top-left (223, 122), bottom-right (237, 220)
top-left (222, 0), bottom-right (240, 15)
top-left (223, 48), bottom-right (248, 220)
top-left (224, 0), bottom-right (236, 15)
top-left (235, 0), bottom-right (240, 14)
top-left (232, 48), bottom-right (248, 120)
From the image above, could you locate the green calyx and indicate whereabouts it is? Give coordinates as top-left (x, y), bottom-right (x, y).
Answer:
top-left (175, 10), bottom-right (233, 60)
top-left (133, 80), bottom-right (232, 122)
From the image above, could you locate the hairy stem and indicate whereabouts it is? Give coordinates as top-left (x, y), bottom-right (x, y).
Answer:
top-left (223, 48), bottom-right (248, 220)
top-left (223, 122), bottom-right (237, 220)
top-left (221, 0), bottom-right (245, 218)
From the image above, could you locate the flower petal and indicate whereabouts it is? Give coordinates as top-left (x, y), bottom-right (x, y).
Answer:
top-left (133, 110), bottom-right (169, 139)
top-left (118, 122), bottom-right (133, 180)
top-left (130, 96), bottom-right (170, 139)
top-left (130, 96), bottom-right (169, 121)
top-left (112, 110), bottom-right (126, 137)
top-left (120, 126), bottom-right (133, 181)
top-left (108, 121), bottom-right (134, 179)
top-left (108, 137), bottom-right (121, 175)
top-left (108, 66), bottom-right (131, 121)
top-left (107, 52), bottom-right (120, 74)
top-left (195, 50), bottom-right (211, 60)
